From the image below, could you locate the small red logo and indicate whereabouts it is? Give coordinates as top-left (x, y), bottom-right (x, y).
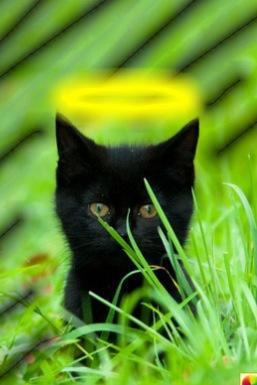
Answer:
top-left (240, 373), bottom-right (257, 385)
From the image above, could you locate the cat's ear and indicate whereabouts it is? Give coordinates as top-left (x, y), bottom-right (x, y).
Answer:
top-left (151, 119), bottom-right (199, 166)
top-left (173, 118), bottom-right (199, 161)
top-left (148, 119), bottom-right (199, 185)
top-left (56, 113), bottom-right (92, 157)
top-left (155, 118), bottom-right (199, 164)
top-left (55, 113), bottom-right (97, 184)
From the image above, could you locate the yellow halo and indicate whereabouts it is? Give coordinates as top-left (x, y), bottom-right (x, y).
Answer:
top-left (53, 72), bottom-right (201, 120)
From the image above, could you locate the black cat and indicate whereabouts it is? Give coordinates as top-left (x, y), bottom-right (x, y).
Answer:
top-left (55, 114), bottom-right (199, 322)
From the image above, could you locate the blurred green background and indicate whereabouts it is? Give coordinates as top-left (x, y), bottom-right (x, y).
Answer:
top-left (0, 0), bottom-right (257, 382)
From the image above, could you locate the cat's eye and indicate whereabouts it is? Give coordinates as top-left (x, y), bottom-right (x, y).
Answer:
top-left (138, 204), bottom-right (157, 219)
top-left (89, 203), bottom-right (110, 217)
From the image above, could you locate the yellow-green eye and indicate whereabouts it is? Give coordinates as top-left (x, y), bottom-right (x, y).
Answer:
top-left (138, 204), bottom-right (157, 219)
top-left (89, 203), bottom-right (110, 217)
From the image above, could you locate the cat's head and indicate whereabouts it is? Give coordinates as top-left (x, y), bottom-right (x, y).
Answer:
top-left (55, 115), bottom-right (199, 270)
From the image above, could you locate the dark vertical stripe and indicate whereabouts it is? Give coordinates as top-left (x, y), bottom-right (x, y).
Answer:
top-left (113, 0), bottom-right (200, 70)
top-left (0, 0), bottom-right (110, 80)
top-left (0, 0), bottom-right (42, 46)
top-left (0, 216), bottom-right (23, 240)
top-left (0, 129), bottom-right (44, 165)
top-left (0, 336), bottom-right (53, 379)
top-left (0, 289), bottom-right (34, 316)
top-left (205, 77), bottom-right (243, 107)
top-left (176, 14), bottom-right (257, 72)
top-left (216, 119), bottom-right (257, 155)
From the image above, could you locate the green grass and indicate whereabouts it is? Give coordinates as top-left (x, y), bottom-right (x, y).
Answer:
top-left (1, 147), bottom-right (257, 385)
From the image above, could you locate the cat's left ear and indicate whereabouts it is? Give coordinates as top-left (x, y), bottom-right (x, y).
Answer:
top-left (155, 118), bottom-right (199, 164)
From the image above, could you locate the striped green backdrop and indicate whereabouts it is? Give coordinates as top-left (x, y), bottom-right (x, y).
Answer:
top-left (0, 0), bottom-right (257, 377)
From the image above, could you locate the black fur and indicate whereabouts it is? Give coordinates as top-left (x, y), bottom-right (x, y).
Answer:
top-left (55, 114), bottom-right (199, 322)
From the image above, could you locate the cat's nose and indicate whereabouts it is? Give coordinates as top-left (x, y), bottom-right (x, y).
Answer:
top-left (116, 223), bottom-right (127, 238)
top-left (118, 229), bottom-right (127, 238)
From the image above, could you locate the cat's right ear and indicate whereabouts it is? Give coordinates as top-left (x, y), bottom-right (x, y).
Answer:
top-left (56, 113), bottom-right (87, 157)
top-left (55, 113), bottom-right (96, 184)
